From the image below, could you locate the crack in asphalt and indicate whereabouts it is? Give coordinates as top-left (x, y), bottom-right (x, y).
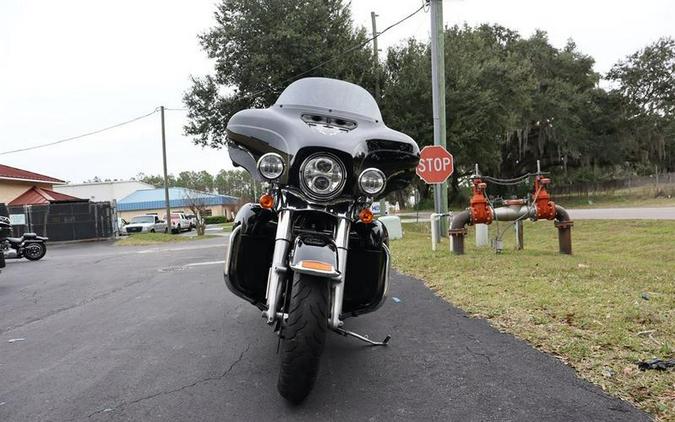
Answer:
top-left (0, 276), bottom-right (147, 335)
top-left (86, 343), bottom-right (251, 419)
top-left (464, 345), bottom-right (492, 363)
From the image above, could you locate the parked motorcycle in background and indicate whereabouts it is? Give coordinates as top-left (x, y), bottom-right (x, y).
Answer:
top-left (0, 216), bottom-right (48, 262)
top-left (223, 77), bottom-right (420, 402)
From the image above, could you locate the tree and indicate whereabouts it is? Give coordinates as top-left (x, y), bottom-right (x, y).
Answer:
top-left (608, 37), bottom-right (675, 170)
top-left (380, 40), bottom-right (433, 200)
top-left (184, 0), bottom-right (375, 148)
top-left (214, 169), bottom-right (263, 201)
top-left (174, 171), bottom-right (215, 192)
top-left (183, 189), bottom-right (209, 236)
top-left (136, 172), bottom-right (174, 188)
top-left (608, 37), bottom-right (675, 117)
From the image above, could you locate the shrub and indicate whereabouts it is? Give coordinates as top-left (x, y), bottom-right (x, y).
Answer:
top-left (204, 215), bottom-right (227, 224)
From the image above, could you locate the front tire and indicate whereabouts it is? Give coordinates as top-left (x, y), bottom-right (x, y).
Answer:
top-left (23, 243), bottom-right (46, 261)
top-left (277, 273), bottom-right (329, 403)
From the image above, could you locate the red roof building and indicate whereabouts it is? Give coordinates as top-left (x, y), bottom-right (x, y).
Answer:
top-left (8, 186), bottom-right (84, 206)
top-left (0, 163), bottom-right (71, 205)
top-left (0, 164), bottom-right (65, 184)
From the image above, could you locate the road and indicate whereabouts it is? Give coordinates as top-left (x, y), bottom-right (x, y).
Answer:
top-left (399, 206), bottom-right (675, 222)
top-left (0, 238), bottom-right (647, 421)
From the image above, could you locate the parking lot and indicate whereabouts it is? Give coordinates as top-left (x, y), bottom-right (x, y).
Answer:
top-left (0, 237), bottom-right (647, 421)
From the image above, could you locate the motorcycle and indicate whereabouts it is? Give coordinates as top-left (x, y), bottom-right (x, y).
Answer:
top-left (223, 77), bottom-right (420, 402)
top-left (0, 216), bottom-right (48, 262)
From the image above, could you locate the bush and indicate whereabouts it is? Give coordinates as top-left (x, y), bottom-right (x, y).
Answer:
top-left (204, 215), bottom-right (227, 224)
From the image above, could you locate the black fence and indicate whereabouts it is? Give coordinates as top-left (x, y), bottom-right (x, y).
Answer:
top-left (553, 172), bottom-right (675, 197)
top-left (0, 202), bottom-right (114, 241)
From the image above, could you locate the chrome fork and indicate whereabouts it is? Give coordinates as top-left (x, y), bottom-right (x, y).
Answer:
top-left (263, 209), bottom-right (292, 324)
top-left (329, 217), bottom-right (351, 330)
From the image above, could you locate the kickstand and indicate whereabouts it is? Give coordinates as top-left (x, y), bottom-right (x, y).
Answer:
top-left (334, 327), bottom-right (391, 346)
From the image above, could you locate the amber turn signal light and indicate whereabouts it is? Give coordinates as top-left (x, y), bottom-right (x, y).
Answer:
top-left (358, 208), bottom-right (374, 224)
top-left (259, 194), bottom-right (274, 209)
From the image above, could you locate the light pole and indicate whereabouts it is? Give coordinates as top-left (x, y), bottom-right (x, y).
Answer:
top-left (160, 106), bottom-right (171, 227)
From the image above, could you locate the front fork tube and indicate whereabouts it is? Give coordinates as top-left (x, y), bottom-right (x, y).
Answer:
top-left (329, 218), bottom-right (351, 330)
top-left (263, 210), bottom-right (351, 329)
top-left (263, 210), bottom-right (292, 324)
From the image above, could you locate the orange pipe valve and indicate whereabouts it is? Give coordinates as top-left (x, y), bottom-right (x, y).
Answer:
top-left (533, 176), bottom-right (556, 220)
top-left (469, 178), bottom-right (493, 224)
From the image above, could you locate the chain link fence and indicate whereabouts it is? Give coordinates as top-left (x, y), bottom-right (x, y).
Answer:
top-left (0, 201), bottom-right (114, 241)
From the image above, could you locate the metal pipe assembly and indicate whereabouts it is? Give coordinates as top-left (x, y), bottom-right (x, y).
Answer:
top-left (448, 171), bottom-right (573, 255)
top-left (554, 205), bottom-right (574, 255)
top-left (448, 210), bottom-right (470, 254)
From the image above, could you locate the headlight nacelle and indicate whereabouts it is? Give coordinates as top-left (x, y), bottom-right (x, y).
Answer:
top-left (358, 168), bottom-right (386, 196)
top-left (257, 153), bottom-right (285, 180)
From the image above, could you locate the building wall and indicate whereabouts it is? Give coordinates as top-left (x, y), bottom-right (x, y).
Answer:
top-left (0, 180), bottom-right (54, 204)
top-left (118, 204), bottom-right (237, 221)
top-left (53, 181), bottom-right (154, 203)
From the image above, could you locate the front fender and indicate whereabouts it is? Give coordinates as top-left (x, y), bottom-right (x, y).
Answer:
top-left (289, 235), bottom-right (339, 279)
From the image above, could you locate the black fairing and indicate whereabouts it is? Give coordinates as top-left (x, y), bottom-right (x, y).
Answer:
top-left (226, 77), bottom-right (420, 198)
top-left (225, 203), bottom-right (389, 317)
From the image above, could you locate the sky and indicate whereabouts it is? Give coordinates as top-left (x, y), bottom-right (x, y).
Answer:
top-left (1, 0), bottom-right (673, 183)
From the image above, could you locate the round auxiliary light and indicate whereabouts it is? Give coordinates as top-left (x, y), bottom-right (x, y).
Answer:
top-left (358, 168), bottom-right (386, 196)
top-left (300, 153), bottom-right (346, 200)
top-left (257, 153), bottom-right (285, 180)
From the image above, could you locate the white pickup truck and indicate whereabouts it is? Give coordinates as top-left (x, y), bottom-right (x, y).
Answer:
top-left (124, 215), bottom-right (168, 234)
top-left (164, 213), bottom-right (192, 234)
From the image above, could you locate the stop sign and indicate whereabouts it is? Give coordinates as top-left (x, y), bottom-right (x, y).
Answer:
top-left (416, 145), bottom-right (454, 184)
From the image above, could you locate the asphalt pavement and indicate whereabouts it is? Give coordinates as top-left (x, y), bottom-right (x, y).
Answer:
top-left (0, 237), bottom-right (648, 421)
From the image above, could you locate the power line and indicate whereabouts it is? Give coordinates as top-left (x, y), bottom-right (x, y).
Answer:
top-left (0, 4), bottom-right (426, 156)
top-left (0, 108), bottom-right (159, 156)
top-left (238, 2), bottom-right (427, 101)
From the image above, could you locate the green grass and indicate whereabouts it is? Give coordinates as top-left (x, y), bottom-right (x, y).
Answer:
top-left (391, 220), bottom-right (675, 420)
top-left (116, 233), bottom-right (216, 246)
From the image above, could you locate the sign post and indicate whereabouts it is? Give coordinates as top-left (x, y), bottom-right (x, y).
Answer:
top-left (416, 145), bottom-right (454, 240)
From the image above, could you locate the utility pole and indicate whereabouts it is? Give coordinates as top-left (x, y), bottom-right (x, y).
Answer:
top-left (160, 106), bottom-right (171, 227)
top-left (430, 0), bottom-right (448, 236)
top-left (371, 11), bottom-right (380, 101)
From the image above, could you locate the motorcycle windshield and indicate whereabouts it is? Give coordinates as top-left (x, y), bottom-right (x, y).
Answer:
top-left (274, 78), bottom-right (382, 121)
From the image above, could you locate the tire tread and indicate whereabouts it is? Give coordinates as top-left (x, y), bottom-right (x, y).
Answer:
top-left (277, 273), bottom-right (329, 403)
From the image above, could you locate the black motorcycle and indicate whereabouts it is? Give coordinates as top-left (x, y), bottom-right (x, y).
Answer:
top-left (224, 77), bottom-right (420, 402)
top-left (0, 216), bottom-right (48, 262)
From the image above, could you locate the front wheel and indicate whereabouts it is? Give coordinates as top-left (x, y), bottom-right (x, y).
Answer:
top-left (23, 243), bottom-right (46, 261)
top-left (277, 273), bottom-right (329, 403)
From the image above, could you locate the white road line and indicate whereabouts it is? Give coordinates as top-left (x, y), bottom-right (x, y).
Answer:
top-left (184, 260), bottom-right (225, 267)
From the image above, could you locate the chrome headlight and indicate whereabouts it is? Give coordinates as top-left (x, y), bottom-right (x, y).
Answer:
top-left (300, 153), bottom-right (346, 200)
top-left (358, 168), bottom-right (386, 196)
top-left (257, 153), bottom-right (285, 180)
